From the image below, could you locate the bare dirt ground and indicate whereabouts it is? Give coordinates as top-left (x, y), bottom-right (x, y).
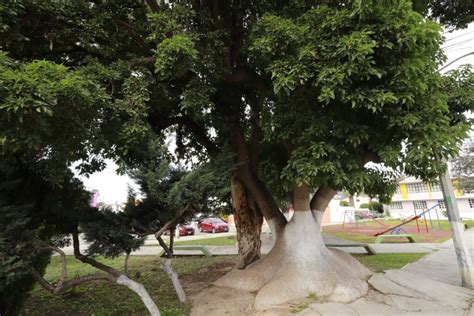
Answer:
top-left (184, 258), bottom-right (298, 316)
top-left (186, 258), bottom-right (334, 316)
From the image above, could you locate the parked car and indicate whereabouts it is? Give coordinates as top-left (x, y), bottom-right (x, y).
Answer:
top-left (199, 218), bottom-right (229, 233)
top-left (195, 214), bottom-right (209, 229)
top-left (164, 222), bottom-right (195, 236)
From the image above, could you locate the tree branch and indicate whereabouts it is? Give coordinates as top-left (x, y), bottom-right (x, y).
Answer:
top-left (161, 259), bottom-right (186, 303)
top-left (230, 128), bottom-right (287, 231)
top-left (363, 149), bottom-right (381, 164)
top-left (111, 17), bottom-right (151, 53)
top-left (145, 0), bottom-right (160, 12)
top-left (310, 186), bottom-right (337, 212)
top-left (31, 269), bottom-right (113, 294)
top-left (35, 245), bottom-right (68, 288)
top-left (124, 251), bottom-right (131, 277)
top-left (224, 67), bottom-right (268, 92)
top-left (149, 115), bottom-right (219, 156)
top-left (72, 231), bottom-right (121, 277)
top-left (128, 56), bottom-right (156, 68)
top-left (157, 236), bottom-right (173, 258)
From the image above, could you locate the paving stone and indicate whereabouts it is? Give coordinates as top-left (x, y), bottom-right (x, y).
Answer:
top-left (308, 302), bottom-right (359, 315)
top-left (346, 297), bottom-right (402, 315)
top-left (368, 273), bottom-right (431, 300)
top-left (384, 270), bottom-right (474, 310)
top-left (387, 294), bottom-right (458, 313)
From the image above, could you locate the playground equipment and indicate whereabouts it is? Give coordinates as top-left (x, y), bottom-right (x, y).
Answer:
top-left (342, 209), bottom-right (367, 228)
top-left (373, 203), bottom-right (442, 237)
top-left (368, 215), bottom-right (390, 228)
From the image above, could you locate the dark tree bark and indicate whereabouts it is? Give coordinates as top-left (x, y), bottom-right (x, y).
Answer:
top-left (232, 177), bottom-right (264, 269)
top-left (229, 128), bottom-right (287, 236)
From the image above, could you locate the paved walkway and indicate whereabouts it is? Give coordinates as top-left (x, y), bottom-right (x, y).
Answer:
top-left (403, 227), bottom-right (474, 286)
top-left (60, 233), bottom-right (450, 256)
top-left (129, 235), bottom-right (446, 256)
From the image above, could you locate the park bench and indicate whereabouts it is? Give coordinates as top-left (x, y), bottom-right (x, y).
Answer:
top-left (325, 243), bottom-right (376, 255)
top-left (375, 234), bottom-right (415, 244)
top-left (159, 245), bottom-right (212, 257)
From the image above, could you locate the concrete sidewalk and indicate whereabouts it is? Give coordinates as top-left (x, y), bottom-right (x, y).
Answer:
top-left (60, 230), bottom-right (466, 258)
top-left (305, 229), bottom-right (474, 315)
top-left (402, 227), bottom-right (474, 286)
top-left (131, 235), bottom-right (446, 256)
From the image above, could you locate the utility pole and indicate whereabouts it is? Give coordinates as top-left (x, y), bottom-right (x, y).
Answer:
top-left (438, 157), bottom-right (474, 288)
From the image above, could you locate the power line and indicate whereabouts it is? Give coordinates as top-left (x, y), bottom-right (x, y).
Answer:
top-left (447, 46), bottom-right (474, 53)
top-left (444, 31), bottom-right (473, 43)
top-left (439, 52), bottom-right (474, 71)
top-left (443, 38), bottom-right (473, 50)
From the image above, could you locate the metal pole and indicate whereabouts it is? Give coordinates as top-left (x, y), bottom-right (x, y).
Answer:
top-left (438, 157), bottom-right (474, 288)
top-left (428, 206), bottom-right (434, 229)
top-left (414, 208), bottom-right (420, 233)
top-left (435, 207), bottom-right (441, 230)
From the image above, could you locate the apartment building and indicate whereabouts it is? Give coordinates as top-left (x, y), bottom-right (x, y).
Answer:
top-left (389, 177), bottom-right (474, 219)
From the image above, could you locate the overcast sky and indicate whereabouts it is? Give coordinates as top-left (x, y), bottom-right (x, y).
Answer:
top-left (78, 23), bottom-right (474, 205)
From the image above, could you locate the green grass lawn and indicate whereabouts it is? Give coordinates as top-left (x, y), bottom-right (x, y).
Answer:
top-left (353, 253), bottom-right (427, 272)
top-left (175, 236), bottom-right (237, 246)
top-left (21, 255), bottom-right (235, 316)
top-left (144, 235), bottom-right (237, 247)
top-left (21, 251), bottom-right (427, 315)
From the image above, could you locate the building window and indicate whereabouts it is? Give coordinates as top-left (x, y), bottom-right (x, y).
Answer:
top-left (390, 202), bottom-right (403, 209)
top-left (413, 201), bottom-right (427, 210)
top-left (437, 200), bottom-right (446, 209)
top-left (469, 199), bottom-right (474, 208)
top-left (407, 183), bottom-right (427, 193)
top-left (430, 183), bottom-right (441, 192)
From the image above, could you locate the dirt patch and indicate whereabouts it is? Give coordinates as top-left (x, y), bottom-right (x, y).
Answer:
top-left (184, 258), bottom-right (298, 315)
top-left (190, 285), bottom-right (313, 316)
top-left (181, 259), bottom-right (236, 296)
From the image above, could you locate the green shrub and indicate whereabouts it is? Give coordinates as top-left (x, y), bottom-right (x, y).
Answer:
top-left (359, 203), bottom-right (370, 209)
top-left (359, 202), bottom-right (384, 213)
top-left (339, 201), bottom-right (350, 206)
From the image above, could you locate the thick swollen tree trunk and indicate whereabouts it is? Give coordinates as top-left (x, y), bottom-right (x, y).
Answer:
top-left (232, 177), bottom-right (264, 269)
top-left (216, 185), bottom-right (371, 309)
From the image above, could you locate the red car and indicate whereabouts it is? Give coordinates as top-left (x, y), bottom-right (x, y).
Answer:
top-left (199, 218), bottom-right (229, 233)
top-left (164, 223), bottom-right (195, 236)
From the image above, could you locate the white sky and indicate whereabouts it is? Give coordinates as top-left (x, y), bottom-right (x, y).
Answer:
top-left (80, 22), bottom-right (474, 205)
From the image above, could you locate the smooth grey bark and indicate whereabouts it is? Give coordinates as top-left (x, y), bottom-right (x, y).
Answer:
top-left (215, 185), bottom-right (371, 309)
top-left (117, 275), bottom-right (161, 315)
top-left (161, 259), bottom-right (186, 303)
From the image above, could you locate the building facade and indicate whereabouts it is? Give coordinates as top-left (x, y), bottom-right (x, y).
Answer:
top-left (389, 177), bottom-right (474, 219)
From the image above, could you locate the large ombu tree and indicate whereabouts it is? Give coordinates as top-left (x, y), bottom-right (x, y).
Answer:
top-left (217, 2), bottom-right (471, 307)
top-left (2, 0), bottom-right (472, 308)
